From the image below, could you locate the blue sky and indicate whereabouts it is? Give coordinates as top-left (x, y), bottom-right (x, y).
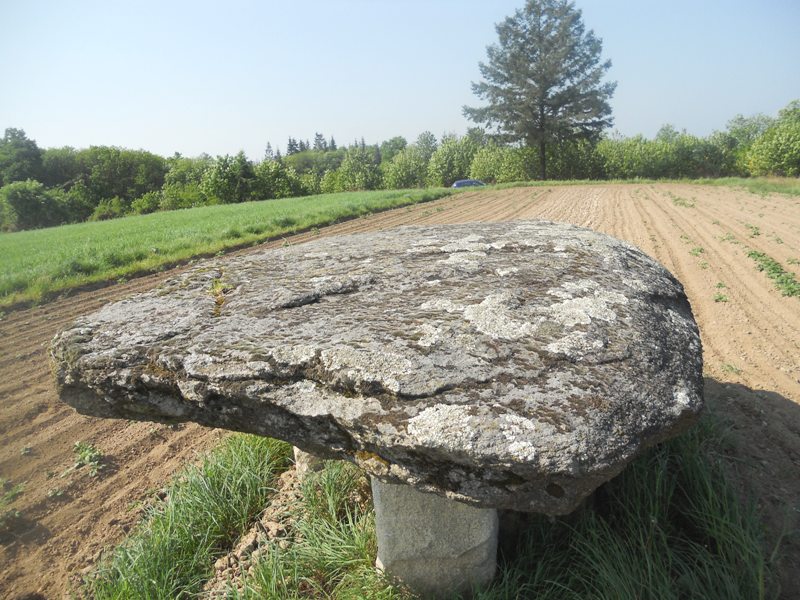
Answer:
top-left (1, 0), bottom-right (798, 159)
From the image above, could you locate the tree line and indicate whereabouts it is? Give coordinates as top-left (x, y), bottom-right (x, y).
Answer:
top-left (3, 0), bottom-right (798, 233)
top-left (0, 100), bottom-right (797, 233)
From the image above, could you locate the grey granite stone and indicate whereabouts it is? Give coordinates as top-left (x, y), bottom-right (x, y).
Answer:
top-left (372, 478), bottom-right (498, 597)
top-left (51, 221), bottom-right (703, 514)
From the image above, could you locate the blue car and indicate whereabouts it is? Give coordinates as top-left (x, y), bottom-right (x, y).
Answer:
top-left (451, 179), bottom-right (486, 188)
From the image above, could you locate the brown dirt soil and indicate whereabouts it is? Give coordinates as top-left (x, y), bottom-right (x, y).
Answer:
top-left (1, 183), bottom-right (798, 599)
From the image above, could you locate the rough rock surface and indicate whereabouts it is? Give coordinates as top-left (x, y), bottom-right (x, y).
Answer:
top-left (51, 221), bottom-right (703, 514)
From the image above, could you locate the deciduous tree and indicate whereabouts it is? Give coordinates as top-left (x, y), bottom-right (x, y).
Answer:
top-left (426, 136), bottom-right (479, 187)
top-left (336, 147), bottom-right (381, 191)
top-left (0, 179), bottom-right (64, 230)
top-left (200, 152), bottom-right (256, 203)
top-left (746, 100), bottom-right (800, 176)
top-left (415, 131), bottom-right (438, 163)
top-left (384, 146), bottom-right (427, 189)
top-left (0, 128), bottom-right (43, 186)
top-left (379, 136), bottom-right (408, 164)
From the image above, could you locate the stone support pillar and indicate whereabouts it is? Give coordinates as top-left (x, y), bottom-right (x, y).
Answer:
top-left (371, 478), bottom-right (498, 598)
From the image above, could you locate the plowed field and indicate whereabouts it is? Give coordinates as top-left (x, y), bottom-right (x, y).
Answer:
top-left (2, 184), bottom-right (798, 598)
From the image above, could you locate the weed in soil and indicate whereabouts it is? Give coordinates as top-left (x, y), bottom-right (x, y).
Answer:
top-left (0, 478), bottom-right (25, 532)
top-left (746, 250), bottom-right (800, 297)
top-left (64, 441), bottom-right (105, 477)
top-left (722, 363), bottom-right (743, 376)
top-left (671, 194), bottom-right (695, 208)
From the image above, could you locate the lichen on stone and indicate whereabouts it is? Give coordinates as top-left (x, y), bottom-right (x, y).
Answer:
top-left (51, 221), bottom-right (703, 514)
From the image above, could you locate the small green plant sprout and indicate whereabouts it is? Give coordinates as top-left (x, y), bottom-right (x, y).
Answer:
top-left (715, 282), bottom-right (727, 289)
top-left (20, 446), bottom-right (32, 456)
top-left (209, 278), bottom-right (232, 296)
top-left (690, 246), bottom-right (704, 257)
top-left (1, 477), bottom-right (25, 530)
top-left (699, 261), bottom-right (709, 270)
top-left (209, 275), bottom-right (234, 317)
top-left (47, 487), bottom-right (64, 499)
top-left (787, 257), bottom-right (799, 266)
top-left (680, 234), bottom-right (691, 244)
top-left (1, 478), bottom-right (25, 504)
top-left (746, 223), bottom-right (760, 237)
top-left (64, 441), bottom-right (105, 477)
top-left (714, 292), bottom-right (729, 303)
top-left (312, 226), bottom-right (321, 235)
top-left (719, 232), bottom-right (736, 243)
top-left (721, 363), bottom-right (743, 375)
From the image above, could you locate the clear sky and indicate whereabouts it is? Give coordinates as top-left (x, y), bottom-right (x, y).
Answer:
top-left (1, 0), bottom-right (798, 159)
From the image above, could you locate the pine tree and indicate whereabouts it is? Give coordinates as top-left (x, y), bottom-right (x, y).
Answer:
top-left (329, 136), bottom-right (337, 151)
top-left (264, 142), bottom-right (274, 160)
top-left (464, 0), bottom-right (615, 179)
top-left (313, 133), bottom-right (327, 152)
top-left (286, 137), bottom-right (299, 155)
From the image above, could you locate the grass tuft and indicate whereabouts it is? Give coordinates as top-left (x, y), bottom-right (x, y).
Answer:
top-left (223, 416), bottom-right (772, 599)
top-left (86, 420), bottom-right (775, 599)
top-left (87, 435), bottom-right (291, 599)
top-left (474, 416), bottom-right (772, 600)
top-left (230, 461), bottom-right (405, 600)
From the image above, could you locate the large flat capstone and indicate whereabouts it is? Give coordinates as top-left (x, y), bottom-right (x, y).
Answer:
top-left (51, 221), bottom-right (703, 514)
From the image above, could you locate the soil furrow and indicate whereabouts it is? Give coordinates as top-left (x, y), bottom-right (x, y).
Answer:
top-left (1, 184), bottom-right (798, 599)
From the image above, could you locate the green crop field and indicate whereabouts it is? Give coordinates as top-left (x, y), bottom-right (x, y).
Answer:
top-left (0, 188), bottom-right (453, 309)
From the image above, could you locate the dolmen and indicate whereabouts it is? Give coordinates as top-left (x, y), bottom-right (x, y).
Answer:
top-left (51, 221), bottom-right (703, 597)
